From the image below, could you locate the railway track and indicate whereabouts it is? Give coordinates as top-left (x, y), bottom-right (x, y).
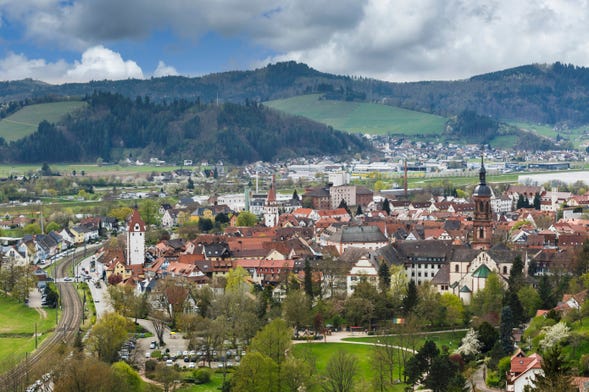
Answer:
top-left (0, 250), bottom-right (84, 392)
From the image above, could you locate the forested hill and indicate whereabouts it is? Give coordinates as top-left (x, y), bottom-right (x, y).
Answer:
top-left (4, 61), bottom-right (589, 127)
top-left (0, 92), bottom-right (370, 164)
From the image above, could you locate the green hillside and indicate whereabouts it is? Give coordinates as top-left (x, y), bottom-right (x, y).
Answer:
top-left (0, 101), bottom-right (86, 141)
top-left (265, 94), bottom-right (447, 136)
top-left (508, 121), bottom-right (589, 147)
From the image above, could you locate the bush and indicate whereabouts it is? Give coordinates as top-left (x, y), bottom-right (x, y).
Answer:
top-left (580, 354), bottom-right (589, 375)
top-left (486, 369), bottom-right (502, 387)
top-left (151, 350), bottom-right (162, 359)
top-left (497, 356), bottom-right (511, 381)
top-left (145, 359), bottom-right (157, 373)
top-left (193, 368), bottom-right (212, 384)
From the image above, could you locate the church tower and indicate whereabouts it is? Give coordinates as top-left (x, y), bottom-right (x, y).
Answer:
top-left (263, 175), bottom-right (279, 227)
top-left (471, 154), bottom-right (493, 250)
top-left (126, 208), bottom-right (146, 265)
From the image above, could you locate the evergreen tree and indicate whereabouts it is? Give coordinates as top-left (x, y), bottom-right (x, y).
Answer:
top-left (356, 205), bottom-right (363, 216)
top-left (538, 274), bottom-right (555, 309)
top-left (338, 199), bottom-right (351, 215)
top-left (500, 306), bottom-right (514, 355)
top-left (292, 189), bottom-right (299, 201)
top-left (503, 289), bottom-right (525, 326)
top-left (476, 321), bottom-right (499, 353)
top-left (531, 346), bottom-right (574, 392)
top-left (404, 340), bottom-right (439, 386)
top-left (516, 194), bottom-right (525, 209)
top-left (424, 354), bottom-right (467, 392)
top-left (378, 262), bottom-right (391, 293)
top-left (402, 280), bottom-right (418, 316)
top-left (382, 198), bottom-right (391, 215)
top-left (508, 255), bottom-right (525, 292)
top-left (533, 192), bottom-right (541, 210)
top-left (303, 259), bottom-right (314, 301)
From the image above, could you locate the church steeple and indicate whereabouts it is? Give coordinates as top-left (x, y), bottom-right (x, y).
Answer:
top-left (479, 153), bottom-right (486, 186)
top-left (472, 147), bottom-right (492, 250)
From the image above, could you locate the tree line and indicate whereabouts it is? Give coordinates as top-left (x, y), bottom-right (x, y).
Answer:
top-left (0, 92), bottom-right (370, 164)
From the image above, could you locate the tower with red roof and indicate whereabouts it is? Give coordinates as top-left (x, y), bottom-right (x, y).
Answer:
top-left (126, 208), bottom-right (146, 265)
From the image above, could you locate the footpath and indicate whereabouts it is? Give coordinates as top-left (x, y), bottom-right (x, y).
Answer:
top-left (295, 329), bottom-right (501, 392)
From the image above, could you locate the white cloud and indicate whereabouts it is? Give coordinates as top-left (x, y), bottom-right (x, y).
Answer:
top-left (0, 46), bottom-right (144, 83)
top-left (4, 0), bottom-right (589, 81)
top-left (153, 61), bottom-right (179, 77)
top-left (65, 46), bottom-right (143, 82)
top-left (0, 52), bottom-right (69, 82)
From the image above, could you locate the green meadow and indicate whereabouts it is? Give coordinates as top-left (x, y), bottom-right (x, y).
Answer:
top-left (265, 94), bottom-right (447, 136)
top-left (0, 101), bottom-right (86, 142)
top-left (343, 329), bottom-right (467, 352)
top-left (0, 294), bottom-right (57, 372)
top-left (293, 342), bottom-right (408, 391)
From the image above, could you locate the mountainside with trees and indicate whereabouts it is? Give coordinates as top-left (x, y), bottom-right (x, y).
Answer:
top-left (3, 61), bottom-right (589, 129)
top-left (0, 91), bottom-right (370, 164)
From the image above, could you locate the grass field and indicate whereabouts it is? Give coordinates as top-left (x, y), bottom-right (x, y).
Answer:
top-left (509, 121), bottom-right (589, 148)
top-left (265, 94), bottom-right (447, 136)
top-left (293, 342), bottom-right (408, 391)
top-left (343, 329), bottom-right (467, 352)
top-left (0, 294), bottom-right (57, 372)
top-left (0, 101), bottom-right (86, 142)
top-left (0, 163), bottom-right (184, 178)
top-left (176, 372), bottom-right (226, 392)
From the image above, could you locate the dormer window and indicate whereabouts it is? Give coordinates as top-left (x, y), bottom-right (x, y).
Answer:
top-left (134, 224), bottom-right (140, 231)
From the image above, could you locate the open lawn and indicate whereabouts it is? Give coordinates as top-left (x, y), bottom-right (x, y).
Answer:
top-left (293, 342), bottom-right (408, 391)
top-left (265, 94), bottom-right (447, 136)
top-left (176, 372), bottom-right (226, 392)
top-left (0, 101), bottom-right (86, 142)
top-left (0, 294), bottom-right (57, 372)
top-left (343, 329), bottom-right (466, 353)
top-left (0, 295), bottom-right (56, 334)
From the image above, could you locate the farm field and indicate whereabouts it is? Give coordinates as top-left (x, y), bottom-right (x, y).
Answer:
top-left (265, 94), bottom-right (447, 136)
top-left (0, 101), bottom-right (86, 142)
top-left (0, 163), bottom-right (182, 178)
top-left (0, 295), bottom-right (57, 372)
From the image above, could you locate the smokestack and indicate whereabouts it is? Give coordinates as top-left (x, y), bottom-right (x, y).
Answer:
top-left (404, 159), bottom-right (408, 199)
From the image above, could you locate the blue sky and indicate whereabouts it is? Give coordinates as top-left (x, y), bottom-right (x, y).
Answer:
top-left (1, 0), bottom-right (589, 84)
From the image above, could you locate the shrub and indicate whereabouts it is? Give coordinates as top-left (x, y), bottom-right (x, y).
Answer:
top-left (497, 356), bottom-right (511, 381)
top-left (145, 359), bottom-right (157, 373)
top-left (150, 350), bottom-right (162, 359)
top-left (580, 354), bottom-right (589, 375)
top-left (193, 368), bottom-right (212, 384)
top-left (486, 369), bottom-right (502, 388)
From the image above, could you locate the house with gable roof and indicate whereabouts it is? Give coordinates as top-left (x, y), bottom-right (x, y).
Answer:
top-left (506, 349), bottom-right (543, 392)
top-left (324, 225), bottom-right (388, 255)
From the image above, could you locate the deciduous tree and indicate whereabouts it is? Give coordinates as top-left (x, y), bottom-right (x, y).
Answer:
top-left (87, 312), bottom-right (132, 363)
top-left (323, 350), bottom-right (358, 392)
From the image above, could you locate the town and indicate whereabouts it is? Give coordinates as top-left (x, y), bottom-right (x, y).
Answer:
top-left (1, 141), bottom-right (589, 392)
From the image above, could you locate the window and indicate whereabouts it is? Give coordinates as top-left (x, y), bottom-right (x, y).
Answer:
top-left (455, 265), bottom-right (459, 273)
top-left (503, 266), bottom-right (508, 274)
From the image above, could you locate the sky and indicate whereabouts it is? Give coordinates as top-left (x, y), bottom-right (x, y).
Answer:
top-left (1, 0), bottom-right (589, 84)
